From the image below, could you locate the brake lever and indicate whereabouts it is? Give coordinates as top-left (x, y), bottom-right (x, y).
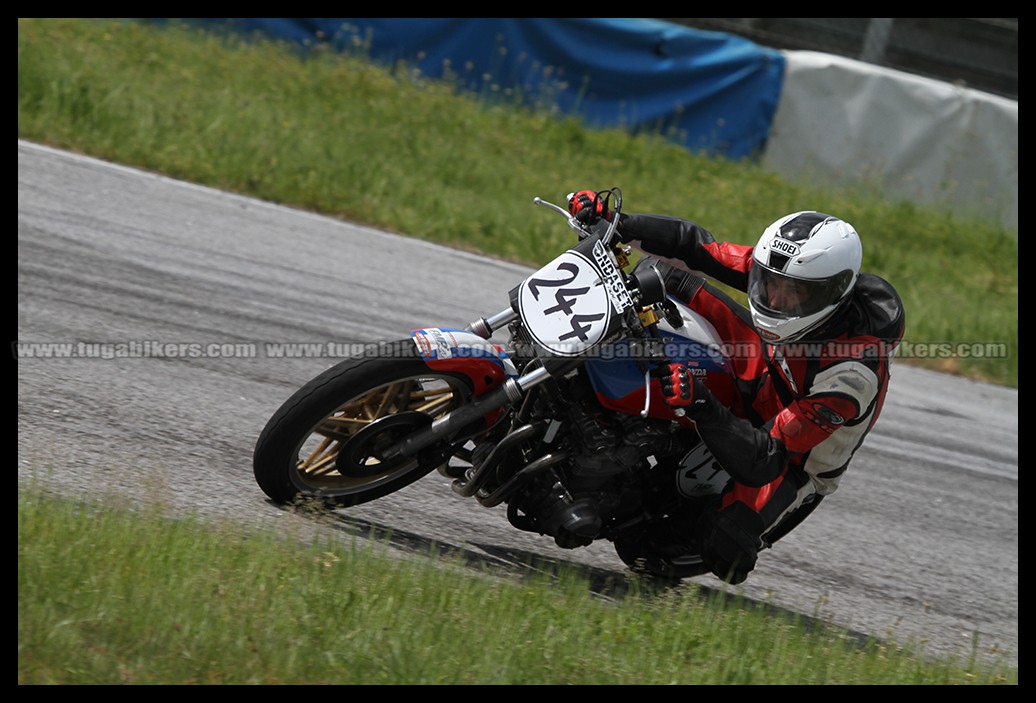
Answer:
top-left (641, 369), bottom-right (686, 418)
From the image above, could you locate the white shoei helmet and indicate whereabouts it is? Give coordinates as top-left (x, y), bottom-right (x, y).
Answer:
top-left (747, 211), bottom-right (862, 343)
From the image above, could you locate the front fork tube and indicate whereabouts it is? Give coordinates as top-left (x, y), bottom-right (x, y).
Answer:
top-left (465, 307), bottom-right (517, 340)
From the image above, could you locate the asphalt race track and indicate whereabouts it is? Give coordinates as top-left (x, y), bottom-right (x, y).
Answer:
top-left (17, 140), bottom-right (1019, 668)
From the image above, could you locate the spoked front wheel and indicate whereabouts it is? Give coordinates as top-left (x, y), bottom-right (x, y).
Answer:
top-left (253, 340), bottom-right (475, 506)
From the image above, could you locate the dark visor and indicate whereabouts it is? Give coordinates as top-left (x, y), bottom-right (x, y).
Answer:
top-left (748, 266), bottom-right (853, 318)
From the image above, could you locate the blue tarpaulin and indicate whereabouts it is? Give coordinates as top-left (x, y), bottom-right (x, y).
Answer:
top-left (184, 18), bottom-right (786, 160)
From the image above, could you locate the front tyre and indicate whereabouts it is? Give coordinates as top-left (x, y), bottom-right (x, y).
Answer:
top-left (253, 340), bottom-right (474, 506)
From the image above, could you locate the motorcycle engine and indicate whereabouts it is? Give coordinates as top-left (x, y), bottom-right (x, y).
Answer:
top-left (508, 393), bottom-right (687, 549)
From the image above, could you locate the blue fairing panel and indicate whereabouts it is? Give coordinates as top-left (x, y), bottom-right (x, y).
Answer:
top-left (170, 18), bottom-right (785, 160)
top-left (585, 337), bottom-right (731, 401)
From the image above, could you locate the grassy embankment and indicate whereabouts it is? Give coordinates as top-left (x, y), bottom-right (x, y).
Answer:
top-left (17, 485), bottom-right (1018, 684)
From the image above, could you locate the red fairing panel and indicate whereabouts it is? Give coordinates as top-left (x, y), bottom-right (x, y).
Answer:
top-left (410, 327), bottom-right (517, 396)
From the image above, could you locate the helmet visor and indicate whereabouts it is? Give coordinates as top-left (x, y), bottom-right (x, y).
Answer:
top-left (748, 265), bottom-right (853, 320)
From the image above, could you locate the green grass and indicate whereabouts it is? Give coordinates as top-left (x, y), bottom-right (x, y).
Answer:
top-left (17, 18), bottom-right (1017, 386)
top-left (17, 484), bottom-right (1017, 684)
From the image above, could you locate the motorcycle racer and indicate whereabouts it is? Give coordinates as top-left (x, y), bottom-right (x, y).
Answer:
top-left (568, 190), bottom-right (906, 584)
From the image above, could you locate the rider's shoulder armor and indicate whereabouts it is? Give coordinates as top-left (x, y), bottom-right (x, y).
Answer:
top-left (845, 273), bottom-right (905, 344)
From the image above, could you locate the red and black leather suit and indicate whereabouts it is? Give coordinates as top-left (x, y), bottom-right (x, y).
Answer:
top-left (619, 213), bottom-right (906, 583)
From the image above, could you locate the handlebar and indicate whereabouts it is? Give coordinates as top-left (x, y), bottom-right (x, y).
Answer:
top-left (534, 187), bottom-right (624, 246)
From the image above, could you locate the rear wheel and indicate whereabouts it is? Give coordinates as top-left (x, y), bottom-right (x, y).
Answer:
top-left (613, 533), bottom-right (711, 581)
top-left (253, 340), bottom-right (475, 506)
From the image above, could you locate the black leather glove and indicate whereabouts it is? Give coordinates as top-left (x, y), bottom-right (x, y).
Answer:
top-left (566, 190), bottom-right (612, 225)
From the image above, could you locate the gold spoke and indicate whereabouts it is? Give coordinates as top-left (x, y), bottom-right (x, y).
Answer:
top-left (396, 380), bottom-right (417, 412)
top-left (299, 436), bottom-right (334, 470)
top-left (323, 415), bottom-right (370, 426)
top-left (337, 398), bottom-right (367, 415)
top-left (315, 416), bottom-right (365, 442)
top-left (314, 427), bottom-right (354, 443)
top-left (306, 452), bottom-right (341, 476)
top-left (372, 381), bottom-right (408, 418)
top-left (414, 394), bottom-right (454, 416)
top-left (408, 386), bottom-right (452, 399)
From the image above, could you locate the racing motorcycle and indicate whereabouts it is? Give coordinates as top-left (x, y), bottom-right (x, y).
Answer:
top-left (253, 188), bottom-right (744, 580)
